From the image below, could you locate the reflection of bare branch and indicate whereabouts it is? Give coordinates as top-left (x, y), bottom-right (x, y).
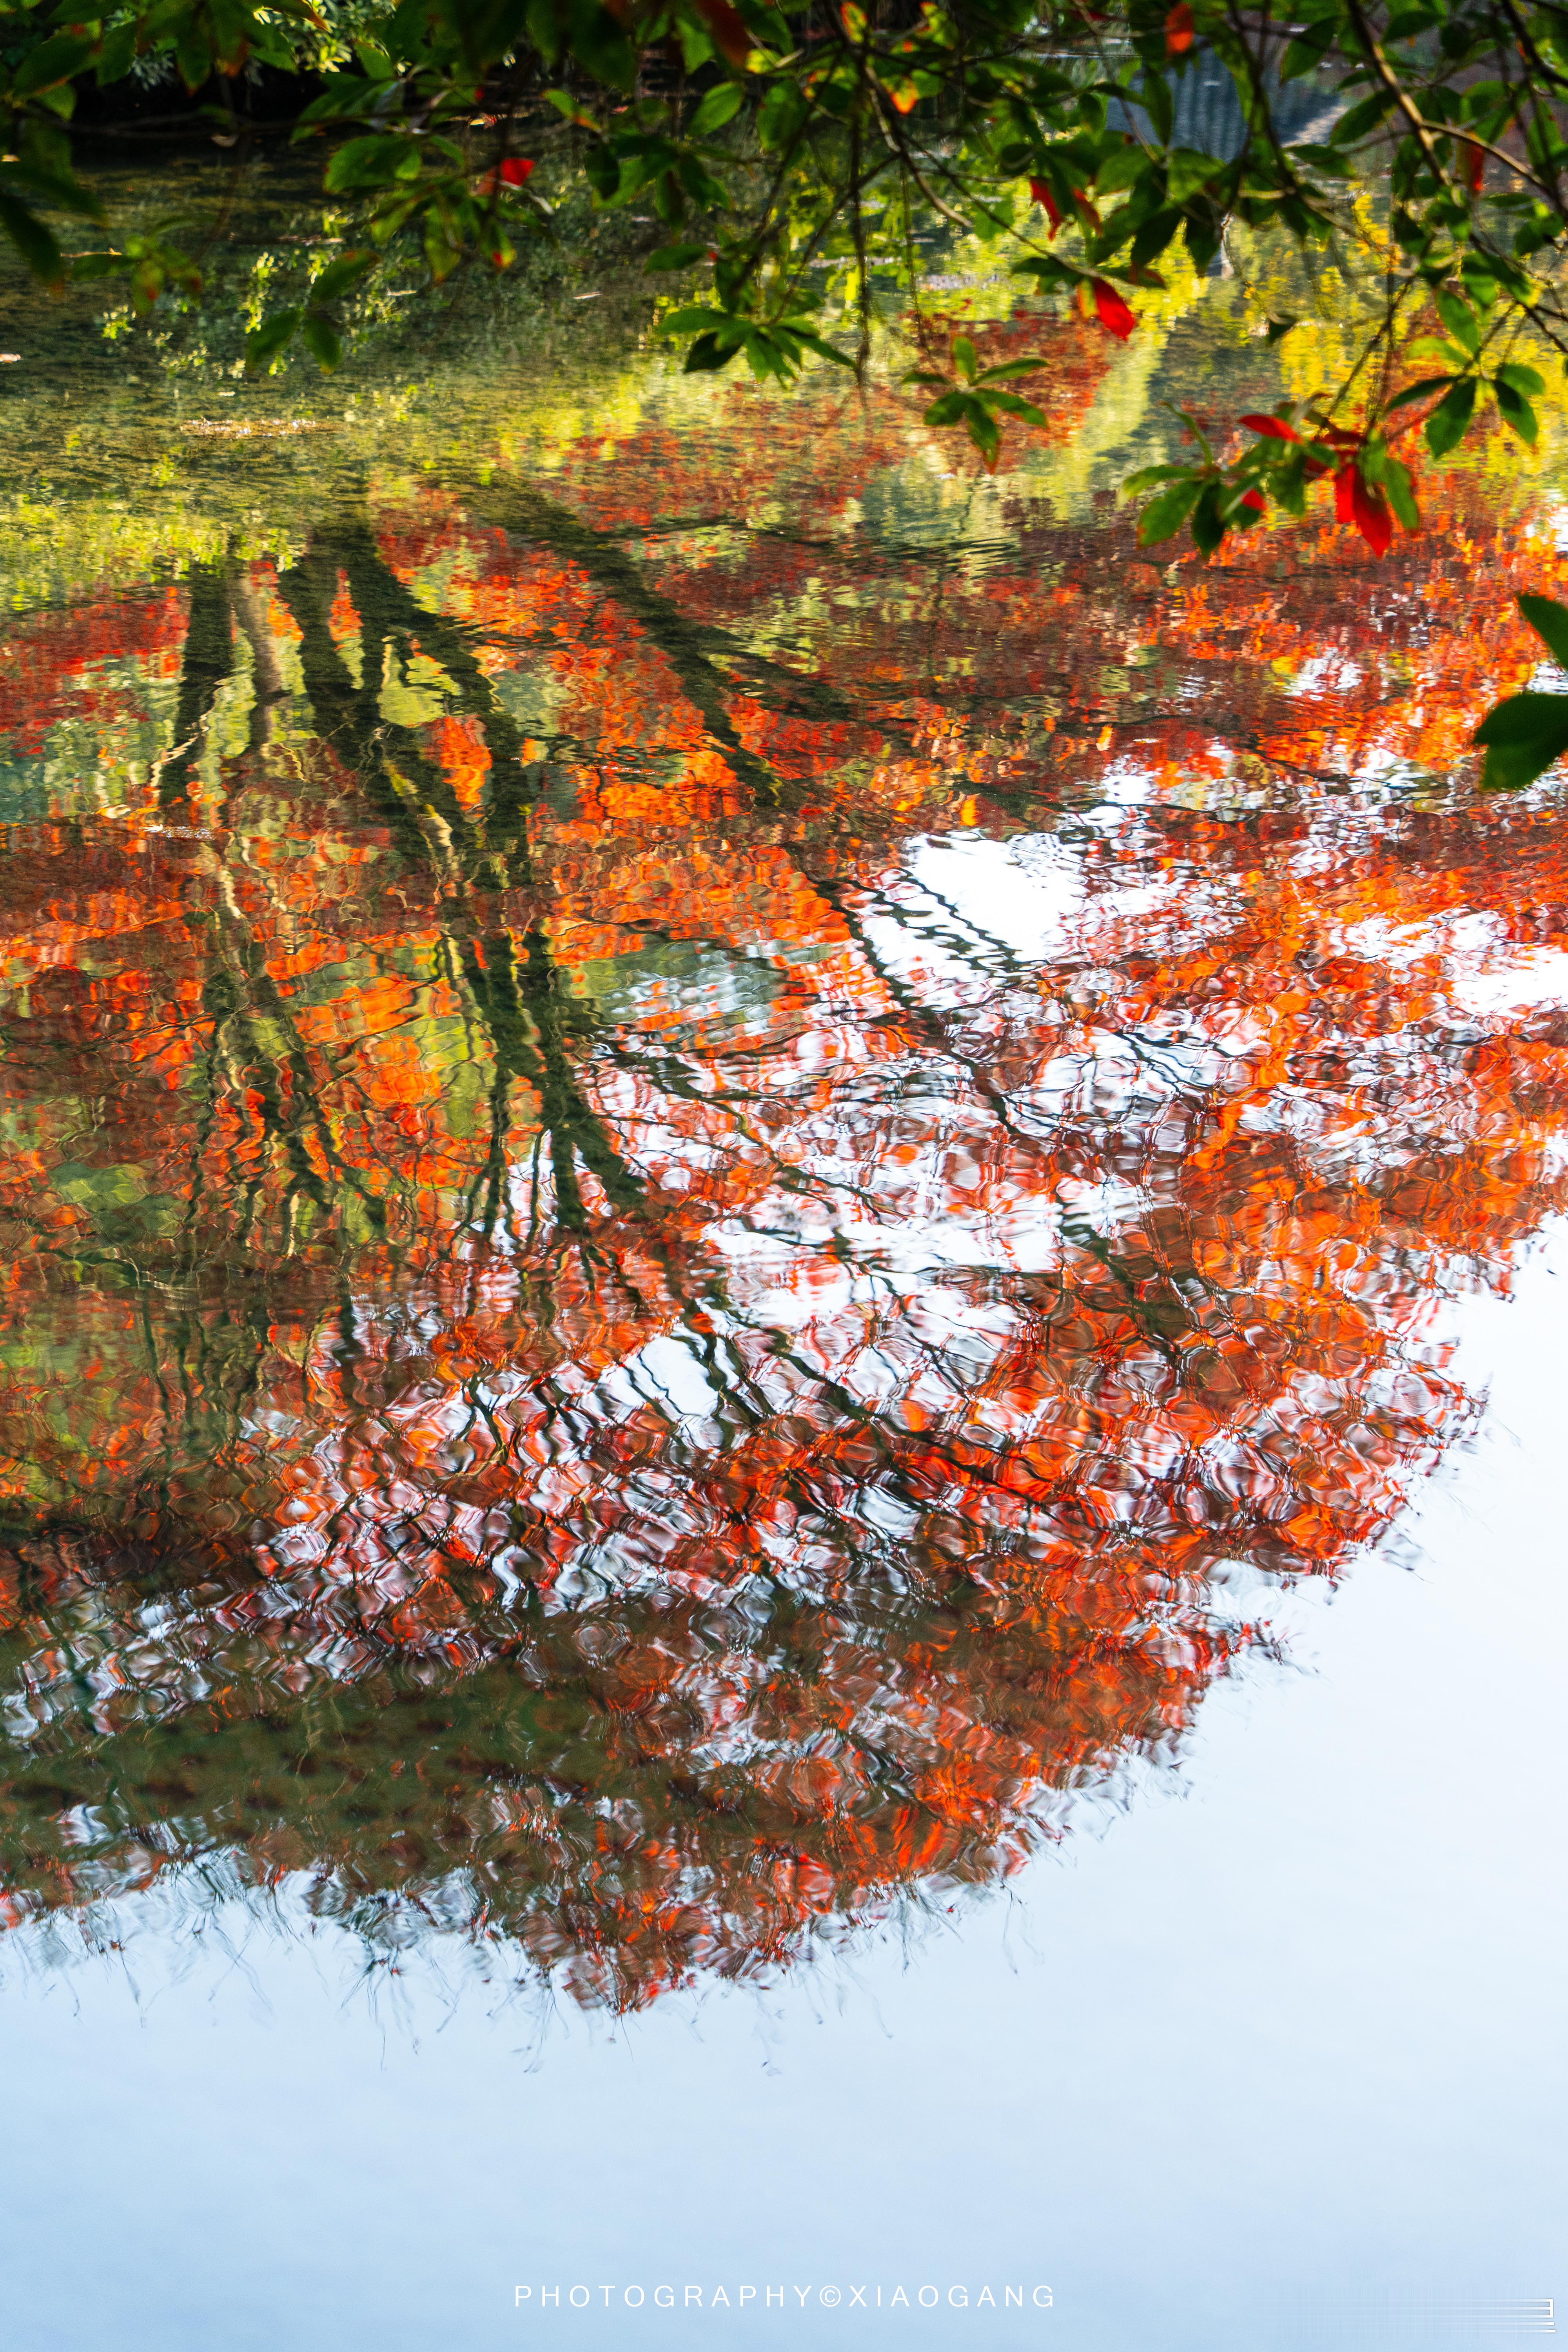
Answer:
top-left (454, 476), bottom-right (851, 810)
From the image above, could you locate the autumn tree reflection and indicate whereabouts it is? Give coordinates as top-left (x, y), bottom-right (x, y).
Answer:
top-left (0, 388), bottom-right (1565, 2006)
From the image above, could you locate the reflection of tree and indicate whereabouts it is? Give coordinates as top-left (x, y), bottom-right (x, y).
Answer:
top-left (0, 423), bottom-right (1566, 2007)
top-left (0, 1516), bottom-right (1245, 2004)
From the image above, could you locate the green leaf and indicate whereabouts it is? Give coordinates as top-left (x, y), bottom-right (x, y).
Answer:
top-left (1473, 691), bottom-right (1568, 789)
top-left (1271, 444), bottom-right (1313, 518)
top-left (757, 80), bottom-right (808, 150)
top-left (0, 192), bottom-right (62, 280)
top-left (1094, 144), bottom-right (1148, 197)
top-left (786, 325), bottom-right (854, 369)
top-left (294, 75), bottom-right (383, 131)
top-left (245, 307), bottom-right (302, 375)
top-left (95, 21), bottom-right (137, 83)
top-left (67, 249), bottom-right (130, 281)
top-left (689, 82), bottom-right (744, 136)
top-left (1460, 250), bottom-right (1500, 308)
top-left (1129, 207), bottom-right (1180, 270)
top-left (976, 356), bottom-right (1050, 382)
top-left (1386, 374), bottom-right (1454, 412)
top-left (983, 390), bottom-right (1046, 423)
top-left (658, 303), bottom-right (726, 332)
top-left (1183, 211), bottom-right (1221, 273)
top-left (1285, 142), bottom-right (1353, 178)
top-left (175, 26), bottom-right (212, 89)
top-left (568, 0), bottom-right (637, 89)
top-left (1190, 480), bottom-right (1227, 558)
top-left (646, 240), bottom-right (710, 270)
top-left (1281, 21), bottom-right (1333, 78)
top-left (1142, 72), bottom-right (1173, 148)
top-left (1492, 374), bottom-right (1539, 444)
top-left (325, 134), bottom-right (415, 192)
top-left (11, 31), bottom-right (95, 95)
top-left (312, 250), bottom-right (373, 304)
top-left (1137, 477), bottom-right (1203, 547)
top-left (1425, 374), bottom-right (1476, 456)
top-left (1433, 285), bottom-right (1480, 352)
top-left (1381, 456), bottom-right (1420, 532)
top-left (1166, 146), bottom-right (1222, 205)
top-left (684, 328), bottom-right (743, 371)
top-left (1333, 89), bottom-right (1396, 145)
top-left (424, 214), bottom-right (462, 281)
top-left (677, 15), bottom-right (713, 69)
top-left (1011, 254), bottom-right (1074, 289)
top-left (1495, 359), bottom-right (1545, 398)
top-left (1518, 593), bottom-right (1568, 670)
top-left (952, 334), bottom-right (977, 382)
top-left (962, 398), bottom-right (1002, 468)
top-left (527, 0), bottom-right (567, 64)
top-left (1, 157), bottom-right (101, 220)
top-left (301, 312), bottom-right (343, 370)
top-left (541, 86), bottom-right (595, 123)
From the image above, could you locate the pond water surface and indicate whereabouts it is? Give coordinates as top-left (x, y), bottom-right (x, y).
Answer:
top-left (0, 278), bottom-right (1563, 2348)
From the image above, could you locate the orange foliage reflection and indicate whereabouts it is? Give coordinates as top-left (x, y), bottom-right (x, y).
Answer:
top-left (0, 373), bottom-right (1564, 2005)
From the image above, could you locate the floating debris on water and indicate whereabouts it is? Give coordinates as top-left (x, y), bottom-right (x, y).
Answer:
top-left (179, 417), bottom-right (335, 437)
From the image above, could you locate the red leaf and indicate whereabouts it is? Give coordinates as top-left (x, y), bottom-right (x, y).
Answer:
top-left (1092, 279), bottom-right (1136, 340)
top-left (1165, 1), bottom-right (1194, 53)
top-left (1333, 464), bottom-right (1356, 525)
top-left (1458, 137), bottom-right (1484, 192)
top-left (1238, 412), bottom-right (1300, 442)
top-left (1240, 488), bottom-right (1266, 512)
top-left (499, 157), bottom-right (534, 186)
top-left (1352, 475), bottom-right (1394, 555)
top-left (1335, 463), bottom-right (1392, 556)
top-left (693, 0), bottom-right (752, 67)
top-left (1029, 177), bottom-right (1064, 236)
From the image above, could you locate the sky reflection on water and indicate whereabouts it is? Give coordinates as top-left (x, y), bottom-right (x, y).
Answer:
top-left (0, 1249), bottom-right (1562, 2348)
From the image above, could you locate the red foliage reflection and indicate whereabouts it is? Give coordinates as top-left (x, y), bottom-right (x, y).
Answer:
top-left (0, 372), bottom-right (1564, 2005)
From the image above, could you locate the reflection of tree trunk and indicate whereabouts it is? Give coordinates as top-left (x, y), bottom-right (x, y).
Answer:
top-left (159, 562), bottom-right (234, 807)
top-left (226, 563), bottom-right (288, 750)
top-left (276, 541), bottom-right (481, 870)
top-left (275, 525), bottom-right (643, 1237)
top-left (200, 864), bottom-right (388, 1247)
top-left (333, 523), bottom-right (543, 869)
